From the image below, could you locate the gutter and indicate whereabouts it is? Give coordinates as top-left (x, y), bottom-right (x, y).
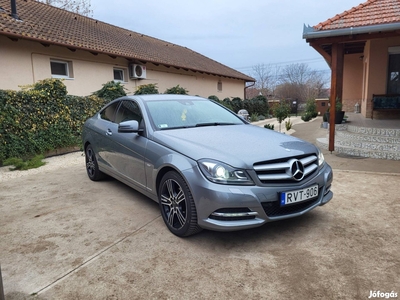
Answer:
top-left (244, 81), bottom-right (255, 100)
top-left (303, 22), bottom-right (400, 39)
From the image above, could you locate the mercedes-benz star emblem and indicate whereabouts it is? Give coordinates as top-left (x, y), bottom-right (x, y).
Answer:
top-left (291, 160), bottom-right (305, 181)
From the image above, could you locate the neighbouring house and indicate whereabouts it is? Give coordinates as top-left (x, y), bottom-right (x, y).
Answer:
top-left (0, 0), bottom-right (254, 98)
top-left (303, 0), bottom-right (400, 121)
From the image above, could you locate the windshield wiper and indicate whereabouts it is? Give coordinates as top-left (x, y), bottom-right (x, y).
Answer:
top-left (159, 125), bottom-right (194, 130)
top-left (195, 122), bottom-right (236, 127)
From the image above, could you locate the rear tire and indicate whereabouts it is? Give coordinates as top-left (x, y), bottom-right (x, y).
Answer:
top-left (85, 144), bottom-right (105, 181)
top-left (158, 171), bottom-right (202, 237)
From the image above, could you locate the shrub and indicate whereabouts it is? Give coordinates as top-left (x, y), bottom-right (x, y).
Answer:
top-left (301, 112), bottom-right (313, 122)
top-left (208, 95), bottom-right (219, 102)
top-left (304, 99), bottom-right (318, 119)
top-left (231, 97), bottom-right (243, 113)
top-left (250, 113), bottom-right (259, 122)
top-left (0, 79), bottom-right (105, 164)
top-left (164, 85), bottom-right (188, 95)
top-left (285, 118), bottom-right (293, 131)
top-left (335, 99), bottom-right (343, 112)
top-left (135, 83), bottom-right (159, 95)
top-left (264, 124), bottom-right (274, 130)
top-left (92, 81), bottom-right (126, 102)
top-left (221, 98), bottom-right (233, 110)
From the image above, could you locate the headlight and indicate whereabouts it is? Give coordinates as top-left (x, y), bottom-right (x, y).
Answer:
top-left (318, 150), bottom-right (325, 166)
top-left (198, 159), bottom-right (254, 185)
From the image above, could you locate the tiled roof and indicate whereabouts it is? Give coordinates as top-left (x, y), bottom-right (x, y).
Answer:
top-left (314, 0), bottom-right (400, 30)
top-left (0, 0), bottom-right (254, 82)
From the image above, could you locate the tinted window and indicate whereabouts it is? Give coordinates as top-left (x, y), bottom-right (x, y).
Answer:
top-left (115, 100), bottom-right (143, 124)
top-left (100, 101), bottom-right (120, 122)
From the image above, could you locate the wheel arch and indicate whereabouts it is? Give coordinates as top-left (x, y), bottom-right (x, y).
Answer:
top-left (156, 166), bottom-right (181, 197)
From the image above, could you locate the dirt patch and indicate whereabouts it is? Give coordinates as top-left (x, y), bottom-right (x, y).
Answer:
top-left (1, 155), bottom-right (399, 299)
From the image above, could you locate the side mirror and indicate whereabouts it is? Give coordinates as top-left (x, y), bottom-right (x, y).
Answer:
top-left (118, 120), bottom-right (143, 133)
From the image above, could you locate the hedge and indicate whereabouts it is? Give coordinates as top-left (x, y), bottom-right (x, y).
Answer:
top-left (0, 79), bottom-right (105, 164)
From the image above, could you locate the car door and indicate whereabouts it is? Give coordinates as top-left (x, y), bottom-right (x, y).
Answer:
top-left (108, 99), bottom-right (148, 189)
top-left (92, 100), bottom-right (121, 171)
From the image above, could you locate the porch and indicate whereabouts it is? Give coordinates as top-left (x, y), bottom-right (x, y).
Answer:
top-left (316, 112), bottom-right (400, 160)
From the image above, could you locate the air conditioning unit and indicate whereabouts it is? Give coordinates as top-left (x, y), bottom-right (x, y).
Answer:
top-left (129, 64), bottom-right (146, 79)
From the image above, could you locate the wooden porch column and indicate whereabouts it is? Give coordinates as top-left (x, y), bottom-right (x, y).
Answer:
top-left (329, 43), bottom-right (344, 152)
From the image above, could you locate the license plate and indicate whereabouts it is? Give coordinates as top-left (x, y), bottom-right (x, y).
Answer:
top-left (280, 184), bottom-right (319, 206)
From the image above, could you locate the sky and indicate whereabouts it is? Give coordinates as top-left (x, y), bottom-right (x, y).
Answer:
top-left (90, 0), bottom-right (364, 78)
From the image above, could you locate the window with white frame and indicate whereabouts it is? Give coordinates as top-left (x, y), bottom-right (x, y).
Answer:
top-left (50, 59), bottom-right (72, 78)
top-left (113, 68), bottom-right (126, 82)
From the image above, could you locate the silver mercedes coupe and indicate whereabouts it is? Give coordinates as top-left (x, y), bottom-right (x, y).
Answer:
top-left (82, 94), bottom-right (333, 237)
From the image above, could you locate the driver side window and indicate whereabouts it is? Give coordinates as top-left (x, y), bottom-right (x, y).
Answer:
top-left (115, 100), bottom-right (143, 124)
top-left (100, 101), bottom-right (120, 122)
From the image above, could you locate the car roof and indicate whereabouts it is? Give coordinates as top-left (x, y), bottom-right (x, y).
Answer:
top-left (127, 94), bottom-right (208, 102)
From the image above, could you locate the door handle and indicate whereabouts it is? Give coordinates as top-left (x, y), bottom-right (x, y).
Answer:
top-left (106, 129), bottom-right (112, 136)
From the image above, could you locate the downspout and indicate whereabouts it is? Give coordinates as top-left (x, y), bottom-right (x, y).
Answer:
top-left (10, 0), bottom-right (19, 19)
top-left (244, 81), bottom-right (255, 100)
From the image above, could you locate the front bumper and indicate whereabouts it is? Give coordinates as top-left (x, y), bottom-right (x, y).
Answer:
top-left (182, 163), bottom-right (333, 232)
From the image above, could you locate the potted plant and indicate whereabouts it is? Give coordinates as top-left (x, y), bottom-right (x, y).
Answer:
top-left (326, 98), bottom-right (345, 124)
top-left (322, 111), bottom-right (329, 128)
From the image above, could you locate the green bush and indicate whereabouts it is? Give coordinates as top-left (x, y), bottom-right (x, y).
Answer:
top-left (264, 124), bottom-right (274, 130)
top-left (208, 95), bottom-right (219, 101)
top-left (285, 118), bottom-right (293, 131)
top-left (164, 85), bottom-right (189, 95)
top-left (301, 112), bottom-right (313, 122)
top-left (92, 81), bottom-right (126, 102)
top-left (0, 79), bottom-right (105, 164)
top-left (135, 83), bottom-right (159, 95)
top-left (304, 99), bottom-right (318, 119)
top-left (221, 98), bottom-right (234, 110)
top-left (250, 113), bottom-right (259, 122)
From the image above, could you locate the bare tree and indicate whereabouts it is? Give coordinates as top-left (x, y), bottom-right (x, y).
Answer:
top-left (252, 64), bottom-right (280, 98)
top-left (38, 0), bottom-right (93, 17)
top-left (277, 63), bottom-right (329, 103)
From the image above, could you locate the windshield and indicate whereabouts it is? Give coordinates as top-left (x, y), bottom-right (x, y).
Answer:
top-left (145, 99), bottom-right (245, 130)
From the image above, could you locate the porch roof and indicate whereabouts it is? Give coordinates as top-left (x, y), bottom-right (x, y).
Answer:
top-left (315, 0), bottom-right (400, 31)
top-left (303, 0), bottom-right (400, 57)
top-left (0, 0), bottom-right (254, 82)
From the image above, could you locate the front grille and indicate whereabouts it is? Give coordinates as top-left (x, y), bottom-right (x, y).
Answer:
top-left (261, 198), bottom-right (319, 217)
top-left (253, 154), bottom-right (318, 184)
top-left (209, 208), bottom-right (257, 221)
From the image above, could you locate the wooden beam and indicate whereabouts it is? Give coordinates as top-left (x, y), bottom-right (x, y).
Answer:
top-left (310, 42), bottom-right (331, 66)
top-left (329, 43), bottom-right (344, 152)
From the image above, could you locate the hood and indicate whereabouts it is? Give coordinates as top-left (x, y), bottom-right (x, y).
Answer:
top-left (152, 124), bottom-right (318, 168)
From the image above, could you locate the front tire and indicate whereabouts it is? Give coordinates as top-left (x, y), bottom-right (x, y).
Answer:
top-left (158, 171), bottom-right (202, 237)
top-left (85, 144), bottom-right (105, 181)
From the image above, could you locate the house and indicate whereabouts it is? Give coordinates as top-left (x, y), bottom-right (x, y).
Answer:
top-left (303, 0), bottom-right (400, 121)
top-left (0, 0), bottom-right (254, 98)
